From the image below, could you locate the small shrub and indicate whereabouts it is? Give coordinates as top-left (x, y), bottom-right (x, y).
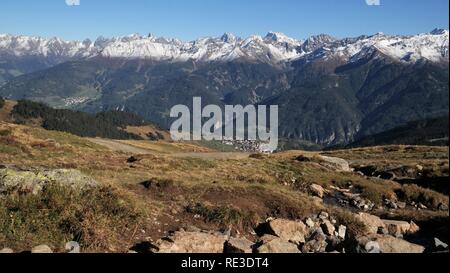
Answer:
top-left (250, 153), bottom-right (268, 160)
top-left (186, 203), bottom-right (257, 230)
top-left (140, 177), bottom-right (175, 189)
top-left (0, 183), bottom-right (141, 252)
top-left (330, 208), bottom-right (368, 238)
top-left (0, 129), bottom-right (11, 137)
top-left (396, 184), bottom-right (448, 209)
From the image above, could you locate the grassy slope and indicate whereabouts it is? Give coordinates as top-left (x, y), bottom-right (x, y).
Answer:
top-left (0, 122), bottom-right (448, 252)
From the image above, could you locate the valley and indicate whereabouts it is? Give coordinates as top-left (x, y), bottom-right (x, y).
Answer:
top-left (0, 28), bottom-right (448, 254)
top-left (1, 30), bottom-right (448, 147)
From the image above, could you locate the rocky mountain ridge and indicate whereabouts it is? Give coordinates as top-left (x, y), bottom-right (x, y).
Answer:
top-left (1, 29), bottom-right (448, 64)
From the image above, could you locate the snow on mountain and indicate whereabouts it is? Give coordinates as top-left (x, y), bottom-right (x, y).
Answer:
top-left (0, 30), bottom-right (448, 64)
top-left (316, 30), bottom-right (449, 63)
top-left (99, 32), bottom-right (302, 62)
top-left (0, 34), bottom-right (98, 58)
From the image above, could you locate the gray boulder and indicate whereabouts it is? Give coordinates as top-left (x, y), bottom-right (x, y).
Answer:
top-left (317, 156), bottom-right (352, 172)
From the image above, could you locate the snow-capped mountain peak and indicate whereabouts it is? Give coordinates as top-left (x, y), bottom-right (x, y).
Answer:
top-left (311, 29), bottom-right (449, 64)
top-left (0, 33), bottom-right (98, 58)
top-left (264, 31), bottom-right (301, 45)
top-left (1, 30), bottom-right (448, 64)
top-left (221, 32), bottom-right (238, 43)
top-left (430, 28), bottom-right (449, 35)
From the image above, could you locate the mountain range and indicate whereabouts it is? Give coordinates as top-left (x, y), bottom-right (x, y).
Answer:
top-left (0, 29), bottom-right (448, 147)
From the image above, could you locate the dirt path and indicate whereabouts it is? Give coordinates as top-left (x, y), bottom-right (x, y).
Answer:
top-left (87, 138), bottom-right (153, 155)
top-left (171, 152), bottom-right (250, 160)
top-left (87, 138), bottom-right (249, 160)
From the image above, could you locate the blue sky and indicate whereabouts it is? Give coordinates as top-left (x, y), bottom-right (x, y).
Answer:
top-left (0, 0), bottom-right (448, 41)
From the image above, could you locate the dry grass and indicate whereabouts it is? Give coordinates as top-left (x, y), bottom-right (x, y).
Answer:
top-left (0, 183), bottom-right (142, 252)
top-left (0, 122), bottom-right (448, 252)
top-left (323, 145), bottom-right (449, 177)
top-left (0, 100), bottom-right (17, 123)
top-left (118, 139), bottom-right (215, 154)
top-left (124, 125), bottom-right (170, 140)
top-left (396, 184), bottom-right (448, 209)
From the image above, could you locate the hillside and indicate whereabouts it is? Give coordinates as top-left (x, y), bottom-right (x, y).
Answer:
top-left (1, 30), bottom-right (448, 147)
top-left (0, 119), bottom-right (448, 253)
top-left (348, 116), bottom-right (449, 148)
top-left (2, 99), bottom-right (168, 141)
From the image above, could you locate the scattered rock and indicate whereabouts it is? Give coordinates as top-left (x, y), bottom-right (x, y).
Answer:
top-left (384, 199), bottom-right (407, 210)
top-left (305, 218), bottom-right (315, 229)
top-left (256, 238), bottom-right (301, 253)
top-left (321, 220), bottom-right (335, 236)
top-left (65, 241), bottom-right (81, 253)
top-left (0, 248), bottom-right (14, 253)
top-left (397, 202), bottom-right (407, 209)
top-left (309, 184), bottom-right (325, 198)
top-left (382, 220), bottom-right (412, 237)
top-left (355, 213), bottom-right (386, 234)
top-left (356, 240), bottom-right (381, 253)
top-left (418, 203), bottom-right (428, 210)
top-left (351, 196), bottom-right (375, 211)
top-left (156, 231), bottom-right (227, 253)
top-left (408, 221), bottom-right (420, 234)
top-left (316, 156), bottom-right (352, 172)
top-left (384, 199), bottom-right (398, 209)
top-left (263, 219), bottom-right (308, 244)
top-left (302, 239), bottom-right (328, 253)
top-left (378, 226), bottom-right (389, 235)
top-left (31, 245), bottom-right (53, 253)
top-left (302, 229), bottom-right (327, 253)
top-left (318, 211), bottom-right (329, 220)
top-left (225, 237), bottom-right (254, 253)
top-left (311, 227), bottom-right (327, 241)
top-left (438, 203), bottom-right (449, 211)
top-left (338, 225), bottom-right (347, 240)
